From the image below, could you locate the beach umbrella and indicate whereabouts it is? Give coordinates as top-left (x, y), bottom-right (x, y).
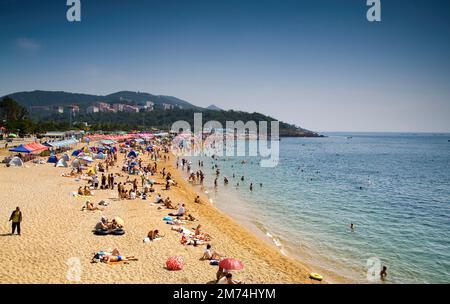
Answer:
top-left (113, 216), bottom-right (124, 227)
top-left (166, 256), bottom-right (184, 271)
top-left (219, 258), bottom-right (244, 271)
top-left (148, 179), bottom-right (155, 185)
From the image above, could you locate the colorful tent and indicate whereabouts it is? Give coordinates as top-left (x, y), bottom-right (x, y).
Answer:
top-left (86, 167), bottom-right (96, 175)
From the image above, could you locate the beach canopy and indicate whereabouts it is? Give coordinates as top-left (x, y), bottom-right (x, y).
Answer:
top-left (47, 154), bottom-right (58, 163)
top-left (166, 256), bottom-right (184, 271)
top-left (219, 258), bottom-right (244, 271)
top-left (8, 133), bottom-right (17, 138)
top-left (8, 157), bottom-right (24, 167)
top-left (100, 139), bottom-right (117, 145)
top-left (26, 142), bottom-right (48, 153)
top-left (46, 139), bottom-right (78, 148)
top-left (62, 153), bottom-right (70, 161)
top-left (9, 144), bottom-right (32, 153)
top-left (9, 142), bottom-right (48, 154)
top-left (56, 158), bottom-right (68, 167)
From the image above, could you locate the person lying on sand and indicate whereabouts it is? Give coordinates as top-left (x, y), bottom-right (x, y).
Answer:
top-left (78, 187), bottom-right (84, 195)
top-left (82, 201), bottom-right (103, 211)
top-left (194, 224), bottom-right (211, 241)
top-left (180, 234), bottom-right (204, 246)
top-left (201, 244), bottom-right (223, 261)
top-left (91, 248), bottom-right (120, 262)
top-left (101, 255), bottom-right (138, 263)
top-left (217, 273), bottom-right (243, 284)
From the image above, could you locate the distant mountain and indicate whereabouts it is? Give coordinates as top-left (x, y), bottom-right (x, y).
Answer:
top-left (206, 104), bottom-right (223, 111)
top-left (2, 90), bottom-right (201, 110)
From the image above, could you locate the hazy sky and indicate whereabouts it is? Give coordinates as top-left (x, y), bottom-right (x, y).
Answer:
top-left (1, 0), bottom-right (449, 132)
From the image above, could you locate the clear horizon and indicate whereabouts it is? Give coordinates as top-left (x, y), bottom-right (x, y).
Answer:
top-left (1, 0), bottom-right (450, 133)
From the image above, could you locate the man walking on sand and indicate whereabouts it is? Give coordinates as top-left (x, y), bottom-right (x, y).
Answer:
top-left (9, 207), bottom-right (22, 235)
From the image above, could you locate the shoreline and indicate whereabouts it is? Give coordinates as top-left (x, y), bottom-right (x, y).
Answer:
top-left (164, 155), bottom-right (319, 283)
top-left (173, 156), bottom-right (353, 284)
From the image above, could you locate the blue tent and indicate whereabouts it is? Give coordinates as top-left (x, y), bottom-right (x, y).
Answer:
top-left (9, 144), bottom-right (32, 153)
top-left (47, 154), bottom-right (58, 163)
top-left (127, 150), bottom-right (138, 158)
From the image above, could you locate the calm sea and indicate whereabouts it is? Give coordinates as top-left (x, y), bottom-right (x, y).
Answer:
top-left (181, 133), bottom-right (450, 283)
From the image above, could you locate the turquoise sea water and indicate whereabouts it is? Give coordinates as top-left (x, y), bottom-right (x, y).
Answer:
top-left (182, 133), bottom-right (450, 283)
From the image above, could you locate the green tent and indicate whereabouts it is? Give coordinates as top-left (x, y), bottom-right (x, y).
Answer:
top-left (8, 133), bottom-right (17, 138)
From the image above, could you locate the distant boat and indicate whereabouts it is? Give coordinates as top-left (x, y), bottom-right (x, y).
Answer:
top-left (347, 136), bottom-right (353, 139)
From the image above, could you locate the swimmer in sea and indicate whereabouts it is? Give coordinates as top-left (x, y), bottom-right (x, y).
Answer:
top-left (249, 183), bottom-right (253, 191)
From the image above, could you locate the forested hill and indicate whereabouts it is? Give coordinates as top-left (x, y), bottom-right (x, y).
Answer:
top-left (3, 90), bottom-right (201, 109)
top-left (1, 90), bottom-right (322, 137)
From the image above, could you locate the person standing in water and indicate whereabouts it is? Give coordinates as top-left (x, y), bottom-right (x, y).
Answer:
top-left (9, 207), bottom-right (22, 235)
top-left (380, 266), bottom-right (387, 280)
top-left (250, 183), bottom-right (253, 191)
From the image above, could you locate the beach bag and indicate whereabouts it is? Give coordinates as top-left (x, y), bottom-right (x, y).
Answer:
top-left (166, 256), bottom-right (184, 271)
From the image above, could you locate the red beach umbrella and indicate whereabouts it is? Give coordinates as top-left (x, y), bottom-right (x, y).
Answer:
top-left (219, 258), bottom-right (244, 271)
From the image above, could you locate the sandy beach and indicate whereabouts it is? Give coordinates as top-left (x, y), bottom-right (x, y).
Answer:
top-left (0, 145), bottom-right (316, 284)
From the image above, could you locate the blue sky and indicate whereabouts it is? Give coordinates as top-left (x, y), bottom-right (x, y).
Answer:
top-left (1, 0), bottom-right (449, 132)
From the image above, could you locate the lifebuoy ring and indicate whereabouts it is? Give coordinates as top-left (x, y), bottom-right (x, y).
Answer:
top-left (309, 273), bottom-right (323, 281)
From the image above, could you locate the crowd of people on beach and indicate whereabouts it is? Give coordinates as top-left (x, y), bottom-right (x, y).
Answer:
top-left (63, 137), bottom-right (247, 283)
